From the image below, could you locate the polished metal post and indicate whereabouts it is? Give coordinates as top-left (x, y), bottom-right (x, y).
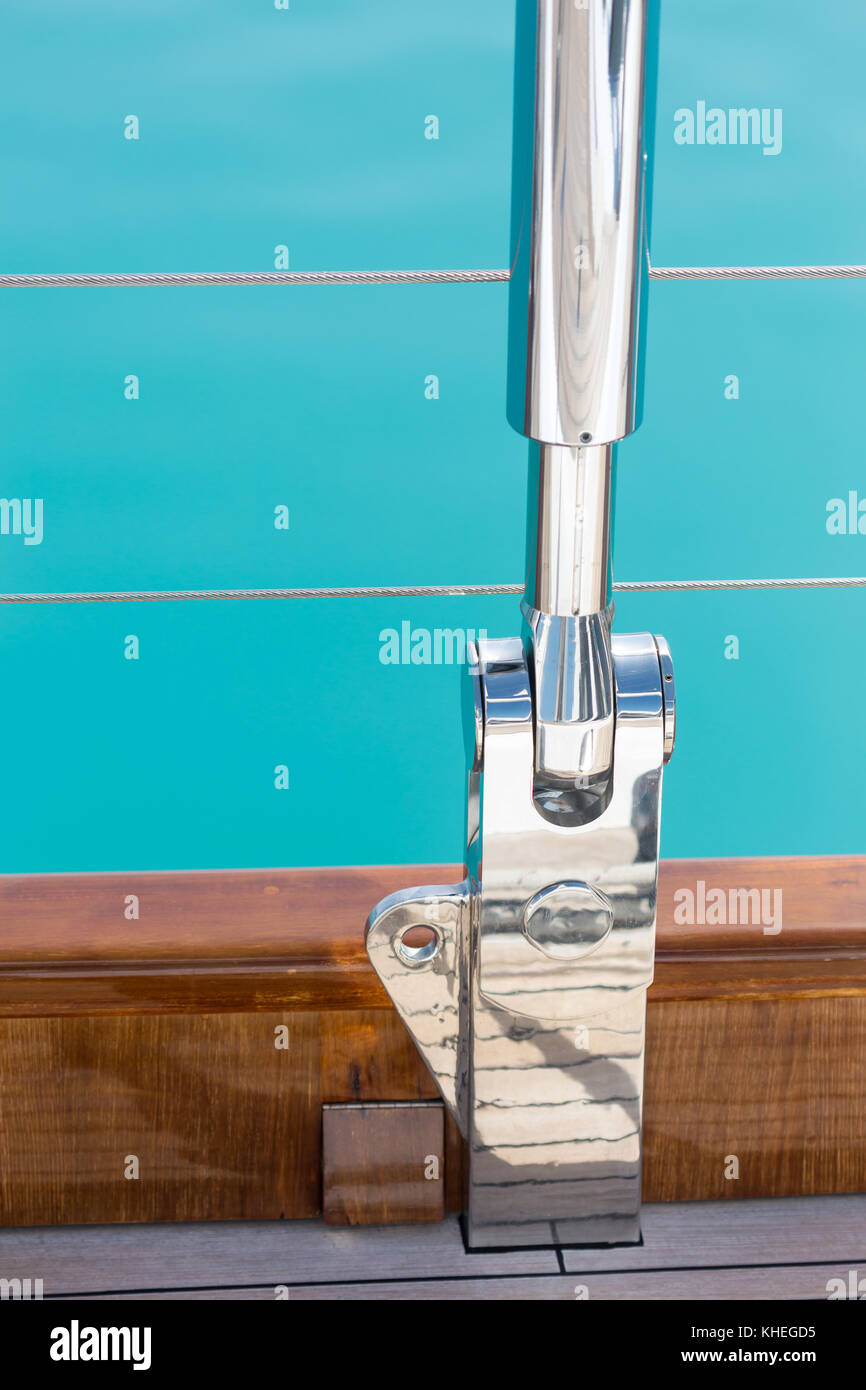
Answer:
top-left (523, 442), bottom-right (616, 818)
top-left (510, 0), bottom-right (648, 447)
top-left (514, 0), bottom-right (650, 809)
top-left (367, 0), bottom-right (672, 1250)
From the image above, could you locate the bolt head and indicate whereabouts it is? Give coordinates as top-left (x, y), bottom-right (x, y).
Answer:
top-left (522, 881), bottom-right (614, 961)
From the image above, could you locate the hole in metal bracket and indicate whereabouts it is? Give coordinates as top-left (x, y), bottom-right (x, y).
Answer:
top-left (396, 925), bottom-right (440, 965)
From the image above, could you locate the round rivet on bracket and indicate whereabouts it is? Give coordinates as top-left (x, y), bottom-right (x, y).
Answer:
top-left (522, 881), bottom-right (614, 962)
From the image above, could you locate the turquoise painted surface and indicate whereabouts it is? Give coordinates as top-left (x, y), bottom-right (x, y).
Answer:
top-left (0, 0), bottom-right (515, 274)
top-left (621, 278), bottom-right (866, 581)
top-left (0, 285), bottom-right (525, 593)
top-left (653, 0), bottom-right (866, 266)
top-left (1, 3), bottom-right (865, 873)
top-left (2, 1), bottom-right (865, 272)
top-left (1, 279), bottom-right (863, 592)
top-left (1, 585), bottom-right (864, 873)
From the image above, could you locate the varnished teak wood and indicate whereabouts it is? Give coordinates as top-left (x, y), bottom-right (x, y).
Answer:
top-left (322, 1102), bottom-right (445, 1226)
top-left (0, 856), bottom-right (864, 1016)
top-left (0, 992), bottom-right (863, 1227)
top-left (0, 857), bottom-right (863, 1227)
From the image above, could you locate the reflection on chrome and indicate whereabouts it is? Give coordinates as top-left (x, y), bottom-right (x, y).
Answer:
top-left (367, 634), bottom-right (671, 1248)
top-left (367, 1), bottom-right (673, 1251)
top-left (511, 1), bottom-right (649, 447)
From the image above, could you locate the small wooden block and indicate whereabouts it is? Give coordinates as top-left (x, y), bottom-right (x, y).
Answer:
top-left (322, 1102), bottom-right (445, 1226)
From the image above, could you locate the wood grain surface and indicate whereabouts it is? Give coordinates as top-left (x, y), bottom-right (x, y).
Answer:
top-left (0, 856), bottom-right (863, 1016)
top-left (5, 1196), bottom-right (862, 1290)
top-left (2, 1198), bottom-right (863, 1299)
top-left (0, 992), bottom-right (863, 1227)
top-left (643, 996), bottom-right (866, 1201)
top-left (0, 856), bottom-right (863, 1227)
top-left (52, 1267), bottom-right (857, 1300)
top-left (0, 1008), bottom-right (462, 1227)
top-left (322, 1102), bottom-right (445, 1226)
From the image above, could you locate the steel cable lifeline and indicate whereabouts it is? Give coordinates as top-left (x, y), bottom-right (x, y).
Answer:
top-left (1, 261), bottom-right (866, 288)
top-left (0, 577), bottom-right (864, 604)
top-left (2, 256), bottom-right (862, 601)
